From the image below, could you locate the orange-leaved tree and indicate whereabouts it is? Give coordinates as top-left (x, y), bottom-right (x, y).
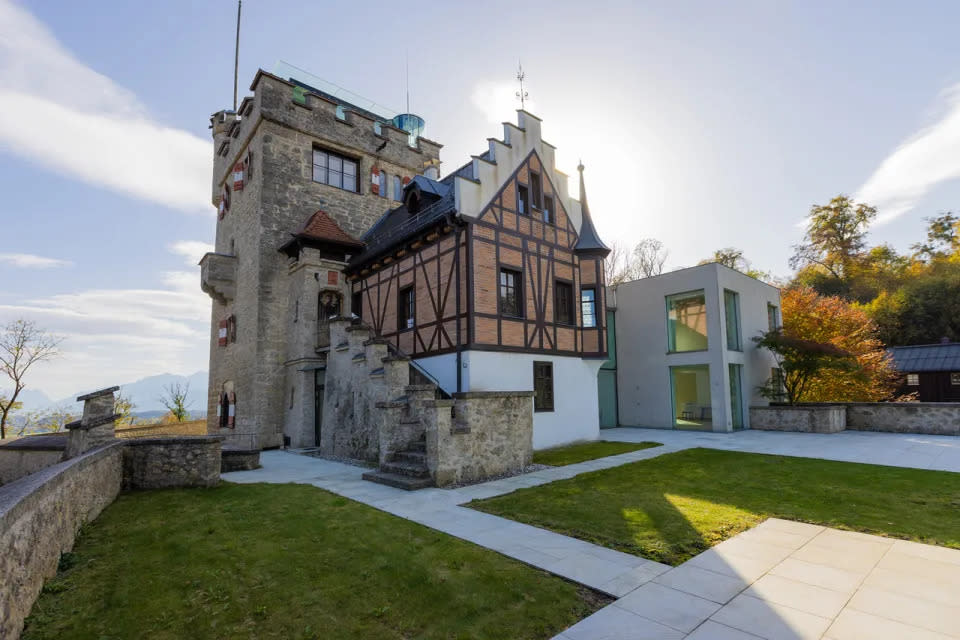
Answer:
top-left (779, 286), bottom-right (897, 402)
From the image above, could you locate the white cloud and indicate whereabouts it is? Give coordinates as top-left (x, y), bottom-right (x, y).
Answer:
top-left (0, 245), bottom-right (211, 398)
top-left (169, 241), bottom-right (215, 267)
top-left (0, 253), bottom-right (72, 269)
top-left (471, 81), bottom-right (538, 125)
top-left (856, 84), bottom-right (960, 224)
top-left (0, 0), bottom-right (212, 214)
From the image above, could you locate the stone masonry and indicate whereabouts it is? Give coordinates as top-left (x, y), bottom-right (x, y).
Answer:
top-left (203, 70), bottom-right (441, 450)
top-left (121, 436), bottom-right (223, 490)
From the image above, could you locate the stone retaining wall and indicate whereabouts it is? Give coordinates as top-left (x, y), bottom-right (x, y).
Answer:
top-left (0, 443), bottom-right (123, 640)
top-left (221, 448), bottom-right (261, 472)
top-left (115, 419), bottom-right (208, 439)
top-left (122, 436), bottom-right (223, 490)
top-left (426, 391), bottom-right (534, 486)
top-left (845, 403), bottom-right (960, 435)
top-left (749, 405), bottom-right (847, 433)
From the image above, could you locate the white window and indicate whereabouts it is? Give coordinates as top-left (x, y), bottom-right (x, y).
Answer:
top-left (951, 373), bottom-right (960, 386)
top-left (907, 374), bottom-right (920, 386)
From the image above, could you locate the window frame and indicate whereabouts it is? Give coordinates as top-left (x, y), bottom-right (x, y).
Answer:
top-left (530, 172), bottom-right (543, 210)
top-left (398, 286), bottom-right (415, 331)
top-left (724, 289), bottom-right (742, 351)
top-left (581, 287), bottom-right (597, 328)
top-left (352, 290), bottom-right (363, 320)
top-left (906, 373), bottom-right (920, 387)
top-left (533, 361), bottom-right (554, 412)
top-left (517, 184), bottom-right (529, 216)
top-left (312, 147), bottom-right (359, 193)
top-left (543, 194), bottom-right (554, 225)
top-left (554, 280), bottom-right (575, 326)
top-left (499, 267), bottom-right (524, 318)
top-left (767, 303), bottom-right (780, 332)
top-left (666, 289), bottom-right (709, 353)
top-left (951, 372), bottom-right (960, 386)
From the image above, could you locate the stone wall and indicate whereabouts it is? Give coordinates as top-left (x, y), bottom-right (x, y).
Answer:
top-left (121, 436), bottom-right (223, 490)
top-left (115, 419), bottom-right (208, 439)
top-left (845, 403), bottom-right (960, 435)
top-left (221, 448), bottom-right (261, 472)
top-left (426, 391), bottom-right (534, 486)
top-left (0, 449), bottom-right (64, 486)
top-left (0, 443), bottom-right (123, 640)
top-left (750, 405), bottom-right (846, 433)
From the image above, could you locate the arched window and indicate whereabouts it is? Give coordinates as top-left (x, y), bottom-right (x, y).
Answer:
top-left (219, 392), bottom-right (230, 429)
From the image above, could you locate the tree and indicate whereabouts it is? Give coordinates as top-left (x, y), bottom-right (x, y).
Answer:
top-left (700, 247), bottom-right (773, 282)
top-left (790, 195), bottom-right (877, 282)
top-left (605, 238), bottom-right (669, 285)
top-left (160, 382), bottom-right (191, 423)
top-left (17, 404), bottom-right (79, 436)
top-left (114, 391), bottom-right (136, 427)
top-left (754, 330), bottom-right (856, 405)
top-left (0, 320), bottom-right (62, 439)
top-left (770, 287), bottom-right (897, 402)
top-left (911, 213), bottom-right (959, 261)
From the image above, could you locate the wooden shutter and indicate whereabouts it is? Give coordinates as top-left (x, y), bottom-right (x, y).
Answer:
top-left (233, 162), bottom-right (244, 191)
top-left (370, 166), bottom-right (380, 195)
top-left (227, 391), bottom-right (236, 427)
top-left (218, 319), bottom-right (228, 346)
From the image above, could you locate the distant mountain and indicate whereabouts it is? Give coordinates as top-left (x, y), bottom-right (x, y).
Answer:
top-left (1, 388), bottom-right (53, 412)
top-left (62, 371), bottom-right (209, 414)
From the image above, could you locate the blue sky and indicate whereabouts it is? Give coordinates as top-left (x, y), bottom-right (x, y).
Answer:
top-left (2, 0), bottom-right (959, 397)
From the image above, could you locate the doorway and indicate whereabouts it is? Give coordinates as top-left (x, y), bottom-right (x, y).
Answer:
top-left (670, 365), bottom-right (712, 430)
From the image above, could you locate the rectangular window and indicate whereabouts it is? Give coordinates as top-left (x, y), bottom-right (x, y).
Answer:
top-left (352, 291), bottom-right (363, 320)
top-left (907, 373), bottom-right (920, 386)
top-left (767, 303), bottom-right (780, 331)
top-left (533, 361), bottom-right (554, 412)
top-left (555, 281), bottom-right (574, 325)
top-left (581, 288), bottom-right (597, 328)
top-left (499, 269), bottom-right (523, 317)
top-left (724, 289), bottom-right (742, 351)
top-left (530, 172), bottom-right (543, 210)
top-left (517, 184), bottom-right (529, 215)
top-left (312, 148), bottom-right (358, 193)
top-left (667, 290), bottom-right (708, 352)
top-left (543, 195), bottom-right (554, 225)
top-left (951, 373), bottom-right (960, 386)
top-left (398, 286), bottom-right (414, 330)
top-left (393, 175), bottom-right (402, 201)
top-left (379, 171), bottom-right (387, 198)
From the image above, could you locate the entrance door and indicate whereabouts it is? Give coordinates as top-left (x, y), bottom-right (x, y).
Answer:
top-left (729, 364), bottom-right (744, 430)
top-left (314, 370), bottom-right (325, 447)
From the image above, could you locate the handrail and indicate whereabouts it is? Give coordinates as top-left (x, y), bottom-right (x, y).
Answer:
top-left (386, 342), bottom-right (452, 400)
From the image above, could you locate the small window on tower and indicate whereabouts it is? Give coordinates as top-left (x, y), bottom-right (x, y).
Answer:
top-left (352, 291), bottom-right (363, 320)
top-left (517, 184), bottom-right (529, 215)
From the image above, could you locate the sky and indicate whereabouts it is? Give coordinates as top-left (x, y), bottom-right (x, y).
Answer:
top-left (1, 0), bottom-right (959, 398)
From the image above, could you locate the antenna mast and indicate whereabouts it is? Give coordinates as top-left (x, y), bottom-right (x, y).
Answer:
top-left (405, 50), bottom-right (410, 114)
top-left (233, 0), bottom-right (242, 111)
top-left (515, 61), bottom-right (528, 110)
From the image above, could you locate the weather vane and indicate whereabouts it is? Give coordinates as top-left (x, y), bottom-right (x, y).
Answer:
top-left (516, 61), bottom-right (528, 110)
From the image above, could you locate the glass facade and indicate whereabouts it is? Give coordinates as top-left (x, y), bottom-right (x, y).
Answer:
top-left (729, 363), bottom-right (744, 430)
top-left (724, 289), bottom-right (742, 350)
top-left (667, 290), bottom-right (708, 352)
top-left (671, 365), bottom-right (712, 430)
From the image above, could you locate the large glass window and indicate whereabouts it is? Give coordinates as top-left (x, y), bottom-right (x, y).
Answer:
top-left (724, 289), bottom-right (742, 350)
top-left (581, 288), bottom-right (597, 328)
top-left (499, 269), bottom-right (523, 317)
top-left (312, 148), bottom-right (357, 192)
top-left (729, 363), bottom-right (744, 430)
top-left (667, 290), bottom-right (708, 352)
top-left (533, 361), bottom-right (554, 412)
top-left (767, 303), bottom-right (780, 331)
top-left (671, 365), bottom-right (712, 430)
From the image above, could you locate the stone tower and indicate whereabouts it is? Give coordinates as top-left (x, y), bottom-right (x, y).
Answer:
top-left (200, 68), bottom-right (442, 448)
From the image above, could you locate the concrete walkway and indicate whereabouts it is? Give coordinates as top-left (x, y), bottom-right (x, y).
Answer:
top-left (604, 426), bottom-right (960, 472)
top-left (223, 429), bottom-right (960, 638)
top-left (559, 519), bottom-right (960, 639)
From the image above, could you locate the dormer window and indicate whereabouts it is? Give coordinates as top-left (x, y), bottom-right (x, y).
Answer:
top-left (517, 184), bottom-right (529, 216)
top-left (405, 186), bottom-right (422, 214)
top-left (530, 172), bottom-right (543, 210)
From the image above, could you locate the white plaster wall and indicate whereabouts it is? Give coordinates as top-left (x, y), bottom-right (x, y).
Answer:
top-left (613, 263), bottom-right (780, 431)
top-left (414, 352), bottom-right (459, 395)
top-left (463, 350), bottom-right (602, 449)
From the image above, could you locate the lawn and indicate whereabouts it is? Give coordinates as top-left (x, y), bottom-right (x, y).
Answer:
top-left (472, 448), bottom-right (960, 566)
top-left (23, 483), bottom-right (607, 640)
top-left (533, 440), bottom-right (662, 466)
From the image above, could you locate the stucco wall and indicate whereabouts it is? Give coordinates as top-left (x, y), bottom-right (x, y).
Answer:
top-left (462, 350), bottom-right (601, 449)
top-left (0, 443), bottom-right (123, 640)
top-left (613, 263), bottom-right (780, 431)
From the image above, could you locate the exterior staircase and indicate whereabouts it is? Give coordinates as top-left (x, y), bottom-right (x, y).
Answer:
top-left (362, 434), bottom-right (433, 490)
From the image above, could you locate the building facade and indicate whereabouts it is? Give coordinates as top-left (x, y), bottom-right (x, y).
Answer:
top-left (201, 66), bottom-right (609, 458)
top-left (890, 342), bottom-right (960, 402)
top-left (608, 263), bottom-right (780, 431)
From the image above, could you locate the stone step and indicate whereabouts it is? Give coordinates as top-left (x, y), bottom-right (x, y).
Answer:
top-left (389, 450), bottom-right (426, 465)
top-left (408, 440), bottom-right (426, 453)
top-left (362, 470), bottom-right (434, 491)
top-left (379, 460), bottom-right (429, 478)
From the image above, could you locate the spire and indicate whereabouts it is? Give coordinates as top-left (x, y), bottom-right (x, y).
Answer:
top-left (574, 162), bottom-right (611, 258)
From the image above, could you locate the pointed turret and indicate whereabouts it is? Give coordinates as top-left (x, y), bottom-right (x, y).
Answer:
top-left (573, 162), bottom-right (611, 258)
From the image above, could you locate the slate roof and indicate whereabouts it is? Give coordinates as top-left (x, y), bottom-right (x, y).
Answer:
top-left (573, 163), bottom-right (611, 257)
top-left (890, 343), bottom-right (960, 372)
top-left (349, 175), bottom-right (458, 268)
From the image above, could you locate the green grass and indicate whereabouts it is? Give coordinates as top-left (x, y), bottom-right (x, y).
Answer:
top-left (472, 448), bottom-right (960, 566)
top-left (23, 483), bottom-right (607, 640)
top-left (533, 441), bottom-right (662, 466)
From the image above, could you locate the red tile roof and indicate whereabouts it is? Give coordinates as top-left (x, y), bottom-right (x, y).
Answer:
top-left (298, 210), bottom-right (363, 247)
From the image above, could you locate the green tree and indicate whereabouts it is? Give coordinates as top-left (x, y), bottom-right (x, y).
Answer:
top-left (114, 391), bottom-right (136, 427)
top-left (701, 247), bottom-right (773, 282)
top-left (160, 382), bottom-right (191, 423)
top-left (911, 213), bottom-right (959, 261)
top-left (753, 329), bottom-right (857, 405)
top-left (791, 195), bottom-right (877, 283)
